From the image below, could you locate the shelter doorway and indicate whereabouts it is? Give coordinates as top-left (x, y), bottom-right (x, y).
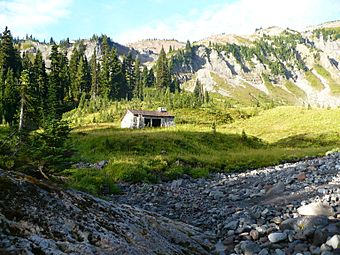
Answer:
top-left (152, 118), bottom-right (161, 127)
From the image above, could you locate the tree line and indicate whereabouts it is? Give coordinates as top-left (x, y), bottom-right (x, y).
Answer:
top-left (0, 27), bottom-right (182, 131)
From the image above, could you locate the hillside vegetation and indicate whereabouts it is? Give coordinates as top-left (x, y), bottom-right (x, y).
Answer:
top-left (63, 99), bottom-right (340, 195)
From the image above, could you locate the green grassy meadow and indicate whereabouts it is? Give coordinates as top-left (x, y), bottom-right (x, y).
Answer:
top-left (64, 105), bottom-right (340, 194)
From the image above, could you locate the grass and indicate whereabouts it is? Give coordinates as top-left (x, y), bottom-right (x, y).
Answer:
top-left (313, 64), bottom-right (340, 95)
top-left (305, 71), bottom-right (324, 91)
top-left (65, 105), bottom-right (340, 194)
top-left (284, 80), bottom-right (306, 100)
top-left (210, 72), bottom-right (273, 106)
top-left (3, 93), bottom-right (339, 195)
top-left (223, 106), bottom-right (340, 143)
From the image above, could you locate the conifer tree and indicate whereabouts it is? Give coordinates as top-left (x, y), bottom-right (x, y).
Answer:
top-left (3, 69), bottom-right (18, 124)
top-left (69, 48), bottom-right (80, 101)
top-left (122, 53), bottom-right (135, 100)
top-left (147, 68), bottom-right (155, 87)
top-left (109, 49), bottom-right (124, 100)
top-left (193, 79), bottom-right (204, 106)
top-left (156, 47), bottom-right (170, 89)
top-left (133, 58), bottom-right (142, 99)
top-left (90, 50), bottom-right (99, 99)
top-left (0, 26), bottom-right (21, 76)
top-left (58, 53), bottom-right (70, 107)
top-left (18, 69), bottom-right (31, 131)
top-left (99, 36), bottom-right (112, 99)
top-left (47, 45), bottom-right (61, 120)
top-left (32, 50), bottom-right (48, 123)
top-left (0, 27), bottom-right (21, 121)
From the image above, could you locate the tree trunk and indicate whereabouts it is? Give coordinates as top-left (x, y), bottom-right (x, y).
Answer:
top-left (18, 98), bottom-right (24, 131)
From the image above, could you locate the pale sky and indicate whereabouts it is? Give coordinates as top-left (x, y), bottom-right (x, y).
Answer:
top-left (0, 0), bottom-right (339, 44)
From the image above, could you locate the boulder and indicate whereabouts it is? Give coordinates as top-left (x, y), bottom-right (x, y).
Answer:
top-left (297, 202), bottom-right (335, 217)
top-left (326, 235), bottom-right (340, 249)
top-left (268, 232), bottom-right (287, 243)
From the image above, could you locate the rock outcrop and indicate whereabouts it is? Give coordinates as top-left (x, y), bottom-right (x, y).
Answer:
top-left (0, 169), bottom-right (213, 255)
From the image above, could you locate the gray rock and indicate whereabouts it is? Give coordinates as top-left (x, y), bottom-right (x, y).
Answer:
top-left (268, 232), bottom-right (287, 243)
top-left (224, 220), bottom-right (239, 230)
top-left (266, 181), bottom-right (285, 196)
top-left (313, 229), bottom-right (328, 246)
top-left (210, 190), bottom-right (224, 199)
top-left (240, 241), bottom-right (261, 255)
top-left (280, 216), bottom-right (329, 231)
top-left (326, 234), bottom-right (340, 249)
top-left (275, 249), bottom-right (285, 255)
top-left (0, 170), bottom-right (212, 255)
top-left (258, 248), bottom-right (269, 255)
top-left (215, 240), bottom-right (226, 255)
top-left (250, 229), bottom-right (259, 241)
top-left (170, 179), bottom-right (183, 190)
top-left (297, 202), bottom-right (335, 216)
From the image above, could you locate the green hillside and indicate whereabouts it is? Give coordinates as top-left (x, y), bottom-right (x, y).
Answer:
top-left (65, 105), bottom-right (340, 194)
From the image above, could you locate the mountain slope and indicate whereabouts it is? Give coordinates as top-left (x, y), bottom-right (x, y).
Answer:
top-left (18, 21), bottom-right (340, 107)
top-left (170, 22), bottom-right (340, 107)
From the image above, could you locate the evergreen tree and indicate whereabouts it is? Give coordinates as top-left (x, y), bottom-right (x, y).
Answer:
top-left (109, 49), bottom-right (124, 100)
top-left (69, 47), bottom-right (80, 101)
top-left (90, 50), bottom-right (99, 99)
top-left (32, 50), bottom-right (48, 124)
top-left (58, 52), bottom-right (70, 107)
top-left (0, 27), bottom-right (21, 121)
top-left (141, 66), bottom-right (148, 86)
top-left (74, 55), bottom-right (90, 100)
top-left (133, 58), bottom-right (142, 99)
top-left (122, 53), bottom-right (135, 100)
top-left (18, 69), bottom-right (31, 131)
top-left (47, 45), bottom-right (61, 120)
top-left (147, 68), bottom-right (155, 87)
top-left (156, 47), bottom-right (170, 89)
top-left (3, 69), bottom-right (18, 124)
top-left (193, 79), bottom-right (204, 106)
top-left (99, 36), bottom-right (112, 98)
top-left (0, 26), bottom-right (21, 76)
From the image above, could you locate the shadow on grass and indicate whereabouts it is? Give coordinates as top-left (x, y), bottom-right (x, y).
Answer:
top-left (273, 132), bottom-right (340, 148)
top-left (67, 127), bottom-right (340, 187)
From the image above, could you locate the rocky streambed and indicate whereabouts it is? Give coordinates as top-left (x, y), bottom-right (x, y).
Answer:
top-left (0, 153), bottom-right (339, 255)
top-left (112, 152), bottom-right (340, 255)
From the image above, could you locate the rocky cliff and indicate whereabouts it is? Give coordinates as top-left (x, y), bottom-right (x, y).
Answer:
top-left (170, 22), bottom-right (340, 107)
top-left (0, 169), bottom-right (213, 255)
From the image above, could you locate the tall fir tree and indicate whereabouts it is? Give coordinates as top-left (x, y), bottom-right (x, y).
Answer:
top-left (147, 68), bottom-right (155, 87)
top-left (193, 79), bottom-right (204, 106)
top-left (133, 58), bottom-right (142, 99)
top-left (122, 53), bottom-right (135, 100)
top-left (156, 47), bottom-right (170, 89)
top-left (3, 69), bottom-right (18, 124)
top-left (99, 35), bottom-right (112, 99)
top-left (58, 52), bottom-right (70, 108)
top-left (109, 49), bottom-right (124, 100)
top-left (90, 50), bottom-right (99, 99)
top-left (0, 26), bottom-right (21, 76)
top-left (47, 45), bottom-right (61, 120)
top-left (32, 50), bottom-right (48, 124)
top-left (69, 47), bottom-right (80, 101)
top-left (0, 26), bottom-right (21, 122)
top-left (18, 69), bottom-right (31, 131)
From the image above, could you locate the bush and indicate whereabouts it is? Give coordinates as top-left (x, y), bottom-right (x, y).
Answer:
top-left (23, 120), bottom-right (73, 176)
top-left (63, 168), bottom-right (120, 195)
